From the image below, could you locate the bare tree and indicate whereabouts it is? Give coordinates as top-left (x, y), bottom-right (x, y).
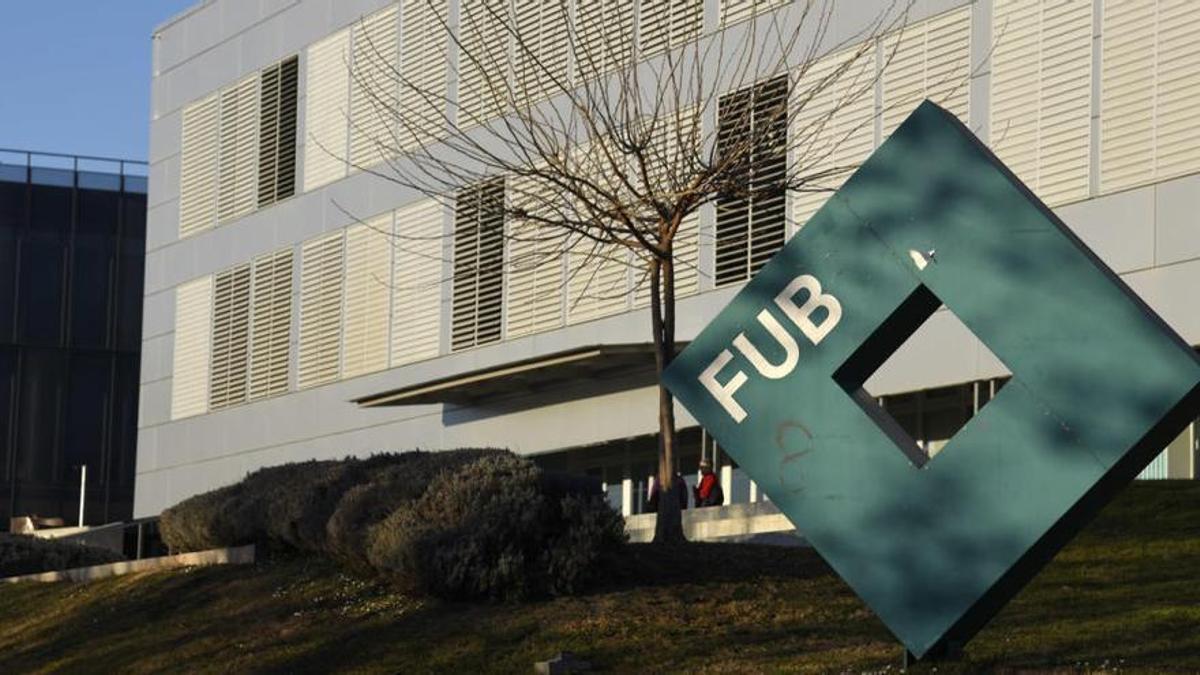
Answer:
top-left (337, 0), bottom-right (915, 543)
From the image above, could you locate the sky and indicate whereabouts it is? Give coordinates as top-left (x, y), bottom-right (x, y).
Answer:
top-left (0, 1), bottom-right (198, 163)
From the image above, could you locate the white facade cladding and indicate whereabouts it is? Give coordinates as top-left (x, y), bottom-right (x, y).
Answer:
top-left (140, 0), bottom-right (1200, 518)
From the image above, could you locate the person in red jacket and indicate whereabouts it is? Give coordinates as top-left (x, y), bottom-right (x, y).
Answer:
top-left (694, 459), bottom-right (724, 508)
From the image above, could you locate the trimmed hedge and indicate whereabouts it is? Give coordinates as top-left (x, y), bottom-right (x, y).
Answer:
top-left (0, 535), bottom-right (125, 578)
top-left (159, 449), bottom-right (625, 600)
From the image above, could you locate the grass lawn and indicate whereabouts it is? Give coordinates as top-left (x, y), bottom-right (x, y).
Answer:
top-left (0, 481), bottom-right (1197, 673)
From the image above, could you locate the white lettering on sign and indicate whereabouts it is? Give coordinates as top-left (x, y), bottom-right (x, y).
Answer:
top-left (699, 274), bottom-right (842, 424)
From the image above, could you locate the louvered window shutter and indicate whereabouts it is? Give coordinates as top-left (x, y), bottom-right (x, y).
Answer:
top-left (459, 0), bottom-right (511, 124)
top-left (248, 249), bottom-right (293, 401)
top-left (513, 0), bottom-right (569, 109)
top-left (1102, 0), bottom-right (1200, 193)
top-left (575, 0), bottom-right (633, 81)
top-left (720, 0), bottom-right (789, 27)
top-left (506, 174), bottom-right (567, 338)
top-left (391, 198), bottom-right (444, 367)
top-left (209, 264), bottom-right (252, 410)
top-left (258, 56), bottom-right (299, 206)
top-left (171, 276), bottom-right (213, 419)
top-left (992, 0), bottom-right (1091, 207)
top-left (881, 7), bottom-right (971, 138)
top-left (790, 45), bottom-right (876, 229)
top-left (715, 76), bottom-right (789, 287)
top-left (397, 0), bottom-right (449, 151)
top-left (349, 5), bottom-right (400, 170)
top-left (298, 231), bottom-right (345, 388)
top-left (639, 0), bottom-right (702, 58)
top-left (179, 94), bottom-right (220, 238)
top-left (304, 28), bottom-right (352, 191)
top-left (216, 75), bottom-right (261, 224)
top-left (342, 218), bottom-right (393, 378)
top-left (452, 178), bottom-right (506, 350)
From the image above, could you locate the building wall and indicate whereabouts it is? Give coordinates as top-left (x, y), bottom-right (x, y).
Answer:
top-left (0, 156), bottom-right (146, 526)
top-left (139, 0), bottom-right (1200, 517)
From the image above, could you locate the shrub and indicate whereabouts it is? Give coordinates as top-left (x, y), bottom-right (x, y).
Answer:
top-left (0, 534), bottom-right (124, 578)
top-left (366, 453), bottom-right (625, 601)
top-left (325, 448), bottom-right (505, 568)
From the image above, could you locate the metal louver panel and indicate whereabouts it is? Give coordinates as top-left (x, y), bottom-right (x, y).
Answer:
top-left (639, 0), bottom-right (703, 58)
top-left (458, 0), bottom-right (510, 125)
top-left (992, 0), bottom-right (1091, 206)
top-left (513, 0), bottom-right (570, 109)
top-left (506, 173), bottom-right (567, 338)
top-left (567, 238), bottom-right (628, 324)
top-left (790, 43), bottom-right (877, 229)
top-left (179, 94), bottom-right (220, 238)
top-left (1102, 0), bottom-right (1200, 193)
top-left (304, 27), bottom-right (352, 191)
top-left (452, 178), bottom-right (506, 351)
top-left (209, 263), bottom-right (252, 410)
top-left (1154, 0), bottom-right (1200, 182)
top-left (259, 56), bottom-right (299, 206)
top-left (216, 74), bottom-right (261, 224)
top-left (342, 218), bottom-right (393, 378)
top-left (248, 249), bottom-right (293, 401)
top-left (397, 0), bottom-right (449, 151)
top-left (349, 4), bottom-right (400, 170)
top-left (575, 0), bottom-right (633, 81)
top-left (716, 76), bottom-right (789, 287)
top-left (881, 7), bottom-right (970, 138)
top-left (298, 231), bottom-right (345, 388)
top-left (721, 0), bottom-right (789, 27)
top-left (391, 198), bottom-right (444, 367)
top-left (171, 276), bottom-right (213, 419)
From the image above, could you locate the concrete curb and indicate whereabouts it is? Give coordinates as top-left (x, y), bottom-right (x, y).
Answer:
top-left (1, 544), bottom-right (256, 584)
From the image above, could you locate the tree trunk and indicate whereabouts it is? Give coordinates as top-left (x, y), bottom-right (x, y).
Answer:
top-left (650, 253), bottom-right (686, 544)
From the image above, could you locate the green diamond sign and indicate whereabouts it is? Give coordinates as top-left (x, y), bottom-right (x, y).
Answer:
top-left (663, 101), bottom-right (1200, 659)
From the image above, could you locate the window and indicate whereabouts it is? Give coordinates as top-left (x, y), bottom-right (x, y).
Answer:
top-left (209, 263), bottom-right (252, 410)
top-left (391, 198), bottom-right (444, 367)
top-left (574, 0), bottom-right (633, 81)
top-left (715, 76), bottom-right (789, 287)
top-left (342, 219), bottom-right (392, 378)
top-left (349, 5), bottom-right (400, 170)
top-left (992, 0), bottom-right (1091, 206)
top-left (452, 178), bottom-right (505, 350)
top-left (298, 231), bottom-right (345, 388)
top-left (171, 276), bottom-right (212, 419)
top-left (248, 249), bottom-right (293, 400)
top-left (639, 0), bottom-right (703, 58)
top-left (720, 0), bottom-right (790, 27)
top-left (1101, 0), bottom-right (1200, 193)
top-left (258, 56), bottom-right (299, 206)
top-left (177, 55), bottom-right (299, 238)
top-left (17, 237), bottom-right (66, 344)
top-left (68, 234), bottom-right (114, 349)
top-left (303, 28), bottom-right (352, 192)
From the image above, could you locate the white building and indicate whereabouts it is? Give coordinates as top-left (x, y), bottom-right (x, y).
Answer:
top-left (138, 0), bottom-right (1200, 535)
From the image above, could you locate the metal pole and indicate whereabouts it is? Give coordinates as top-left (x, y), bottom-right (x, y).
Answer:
top-left (78, 465), bottom-right (86, 527)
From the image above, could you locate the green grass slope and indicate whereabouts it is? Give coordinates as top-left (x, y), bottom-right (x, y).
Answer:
top-left (1, 481), bottom-right (1197, 673)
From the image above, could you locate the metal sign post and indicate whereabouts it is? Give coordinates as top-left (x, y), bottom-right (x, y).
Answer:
top-left (663, 101), bottom-right (1200, 660)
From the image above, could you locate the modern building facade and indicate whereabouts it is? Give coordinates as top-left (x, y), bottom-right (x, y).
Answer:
top-left (1, 150), bottom-right (147, 527)
top-left (139, 0), bottom-right (1200, 522)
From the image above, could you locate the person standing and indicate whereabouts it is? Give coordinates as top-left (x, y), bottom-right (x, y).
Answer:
top-left (694, 459), bottom-right (724, 508)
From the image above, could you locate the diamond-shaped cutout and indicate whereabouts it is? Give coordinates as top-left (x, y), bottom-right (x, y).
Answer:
top-left (832, 285), bottom-right (1012, 468)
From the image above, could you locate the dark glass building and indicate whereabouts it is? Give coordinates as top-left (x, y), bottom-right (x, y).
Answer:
top-left (0, 150), bottom-right (146, 527)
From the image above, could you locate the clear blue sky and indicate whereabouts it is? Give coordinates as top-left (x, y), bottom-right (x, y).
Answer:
top-left (0, 1), bottom-right (198, 163)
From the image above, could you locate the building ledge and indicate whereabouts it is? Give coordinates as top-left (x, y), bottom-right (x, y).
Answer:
top-left (353, 343), bottom-right (673, 407)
